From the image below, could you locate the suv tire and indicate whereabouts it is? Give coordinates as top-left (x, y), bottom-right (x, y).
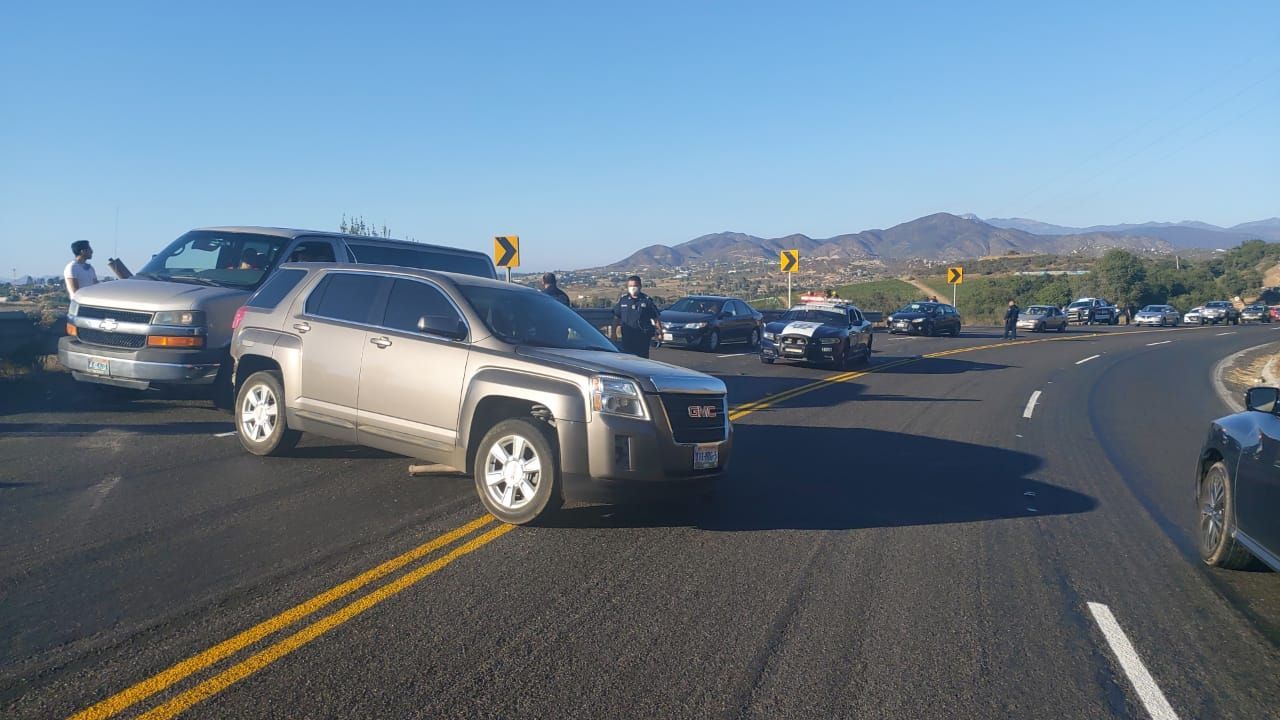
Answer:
top-left (474, 418), bottom-right (563, 525)
top-left (236, 370), bottom-right (301, 457)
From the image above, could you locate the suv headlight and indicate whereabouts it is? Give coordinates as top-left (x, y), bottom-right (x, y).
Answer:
top-left (591, 375), bottom-right (648, 419)
top-left (912, 317), bottom-right (924, 323)
top-left (153, 310), bottom-right (206, 326)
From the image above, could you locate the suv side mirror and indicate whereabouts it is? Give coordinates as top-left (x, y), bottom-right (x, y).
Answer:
top-left (1245, 386), bottom-right (1279, 413)
top-left (417, 315), bottom-right (467, 341)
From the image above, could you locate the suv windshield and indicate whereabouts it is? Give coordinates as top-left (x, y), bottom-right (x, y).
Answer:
top-left (1068, 301), bottom-right (1091, 308)
top-left (139, 231), bottom-right (287, 289)
top-left (1206, 301), bottom-right (1231, 308)
top-left (460, 284), bottom-right (616, 351)
top-left (668, 298), bottom-right (723, 315)
top-left (1141, 305), bottom-right (1163, 312)
top-left (781, 309), bottom-right (845, 325)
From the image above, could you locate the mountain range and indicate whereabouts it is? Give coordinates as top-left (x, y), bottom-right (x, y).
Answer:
top-left (608, 213), bottom-right (1280, 269)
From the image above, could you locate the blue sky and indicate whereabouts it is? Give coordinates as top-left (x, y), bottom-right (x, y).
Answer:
top-left (2, 1), bottom-right (1277, 277)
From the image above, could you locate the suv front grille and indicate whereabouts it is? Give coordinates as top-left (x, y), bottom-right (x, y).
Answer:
top-left (77, 306), bottom-right (153, 324)
top-left (660, 394), bottom-right (727, 444)
top-left (78, 328), bottom-right (147, 349)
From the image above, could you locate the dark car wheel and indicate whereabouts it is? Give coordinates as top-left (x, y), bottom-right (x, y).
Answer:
top-left (748, 328), bottom-right (761, 349)
top-left (236, 371), bottom-right (302, 457)
top-left (1198, 460), bottom-right (1255, 569)
top-left (475, 418), bottom-right (562, 525)
top-left (703, 330), bottom-right (720, 352)
top-left (761, 356), bottom-right (774, 364)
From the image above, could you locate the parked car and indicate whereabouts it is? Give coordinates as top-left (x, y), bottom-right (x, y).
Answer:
top-left (1240, 304), bottom-right (1271, 323)
top-left (231, 264), bottom-right (732, 524)
top-left (760, 298), bottom-right (874, 367)
top-left (886, 301), bottom-right (963, 336)
top-left (59, 227), bottom-right (497, 404)
top-left (659, 295), bottom-right (763, 351)
top-left (1195, 386), bottom-right (1280, 572)
top-left (1015, 305), bottom-right (1067, 333)
top-left (1133, 304), bottom-right (1181, 327)
top-left (1199, 300), bottom-right (1239, 325)
top-left (1065, 298), bottom-right (1118, 325)
top-left (1184, 306), bottom-right (1204, 325)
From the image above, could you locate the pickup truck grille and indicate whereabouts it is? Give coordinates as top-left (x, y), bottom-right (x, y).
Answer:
top-left (78, 328), bottom-right (147, 349)
top-left (76, 306), bottom-right (153, 324)
top-left (660, 394), bottom-right (727, 444)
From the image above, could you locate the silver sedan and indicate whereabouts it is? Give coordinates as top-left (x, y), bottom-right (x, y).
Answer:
top-left (1134, 304), bottom-right (1180, 327)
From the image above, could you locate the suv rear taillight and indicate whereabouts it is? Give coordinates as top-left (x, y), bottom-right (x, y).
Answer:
top-left (231, 305), bottom-right (248, 330)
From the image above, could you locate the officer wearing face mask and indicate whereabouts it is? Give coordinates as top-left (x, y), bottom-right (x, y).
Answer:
top-left (612, 275), bottom-right (660, 358)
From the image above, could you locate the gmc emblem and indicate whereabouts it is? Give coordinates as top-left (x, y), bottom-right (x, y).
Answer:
top-left (688, 405), bottom-right (718, 419)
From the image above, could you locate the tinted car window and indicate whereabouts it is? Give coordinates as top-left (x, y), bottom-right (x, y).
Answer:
top-left (347, 242), bottom-right (496, 279)
top-left (305, 273), bottom-right (386, 324)
top-left (288, 239), bottom-right (337, 262)
top-left (381, 279), bottom-right (463, 334)
top-left (734, 300), bottom-right (752, 316)
top-left (247, 269), bottom-right (307, 309)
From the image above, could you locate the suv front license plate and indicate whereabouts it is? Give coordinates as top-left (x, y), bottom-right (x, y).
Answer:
top-left (86, 357), bottom-right (110, 375)
top-left (693, 444), bottom-right (718, 470)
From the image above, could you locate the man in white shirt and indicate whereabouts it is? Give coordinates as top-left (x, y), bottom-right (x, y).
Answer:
top-left (64, 240), bottom-right (99, 297)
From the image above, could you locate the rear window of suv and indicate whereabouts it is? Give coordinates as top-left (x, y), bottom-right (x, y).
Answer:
top-left (347, 242), bottom-right (496, 279)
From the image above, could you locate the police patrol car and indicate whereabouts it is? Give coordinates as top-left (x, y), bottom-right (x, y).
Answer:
top-left (759, 295), bottom-right (874, 367)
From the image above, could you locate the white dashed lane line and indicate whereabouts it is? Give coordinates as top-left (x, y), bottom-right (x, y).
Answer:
top-left (1086, 602), bottom-right (1180, 720)
top-left (1216, 331), bottom-right (1237, 336)
top-left (1022, 390), bottom-right (1041, 419)
top-left (1075, 354), bottom-right (1102, 365)
top-left (1146, 340), bottom-right (1172, 346)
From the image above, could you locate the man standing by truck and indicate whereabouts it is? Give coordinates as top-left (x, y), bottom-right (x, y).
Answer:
top-left (1003, 300), bottom-right (1020, 340)
top-left (63, 241), bottom-right (100, 297)
top-left (612, 275), bottom-right (660, 358)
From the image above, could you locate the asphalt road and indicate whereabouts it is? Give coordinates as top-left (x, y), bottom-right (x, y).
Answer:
top-left (2, 322), bottom-right (1279, 719)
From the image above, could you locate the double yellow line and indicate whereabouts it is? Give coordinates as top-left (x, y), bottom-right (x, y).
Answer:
top-left (70, 516), bottom-right (512, 720)
top-left (67, 324), bottom-right (1183, 718)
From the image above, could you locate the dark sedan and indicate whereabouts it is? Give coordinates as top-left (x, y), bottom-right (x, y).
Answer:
top-left (887, 301), bottom-right (962, 337)
top-left (1240, 304), bottom-right (1271, 323)
top-left (1195, 386), bottom-right (1280, 572)
top-left (659, 296), bottom-right (763, 352)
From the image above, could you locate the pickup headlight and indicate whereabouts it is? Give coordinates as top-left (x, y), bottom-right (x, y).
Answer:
top-left (68, 300), bottom-right (79, 316)
top-left (153, 310), bottom-right (206, 326)
top-left (591, 375), bottom-right (648, 419)
top-left (684, 322), bottom-right (706, 329)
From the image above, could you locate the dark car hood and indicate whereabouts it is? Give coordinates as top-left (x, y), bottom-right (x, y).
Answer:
top-left (660, 310), bottom-right (715, 323)
top-left (889, 311), bottom-right (933, 321)
top-left (764, 319), bottom-right (842, 338)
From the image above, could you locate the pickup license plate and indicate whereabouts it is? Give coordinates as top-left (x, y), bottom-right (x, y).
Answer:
top-left (693, 444), bottom-right (718, 470)
top-left (86, 357), bottom-right (110, 375)
top-left (663, 333), bottom-right (674, 342)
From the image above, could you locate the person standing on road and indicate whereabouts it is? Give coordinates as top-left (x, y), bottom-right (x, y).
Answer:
top-left (541, 272), bottom-right (571, 307)
top-left (1003, 300), bottom-right (1020, 339)
top-left (63, 240), bottom-right (100, 297)
top-left (612, 275), bottom-right (660, 358)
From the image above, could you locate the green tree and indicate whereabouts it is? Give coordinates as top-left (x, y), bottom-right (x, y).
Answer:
top-left (1095, 250), bottom-right (1147, 310)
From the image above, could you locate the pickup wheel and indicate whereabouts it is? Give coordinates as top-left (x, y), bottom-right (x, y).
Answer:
top-left (236, 370), bottom-right (301, 456)
top-left (475, 418), bottom-right (562, 525)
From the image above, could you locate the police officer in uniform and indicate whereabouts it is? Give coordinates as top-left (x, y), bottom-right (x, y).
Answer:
top-left (612, 275), bottom-right (660, 358)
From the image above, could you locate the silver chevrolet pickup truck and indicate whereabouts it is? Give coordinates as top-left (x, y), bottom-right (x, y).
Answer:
top-left (59, 227), bottom-right (496, 402)
top-left (230, 264), bottom-right (732, 524)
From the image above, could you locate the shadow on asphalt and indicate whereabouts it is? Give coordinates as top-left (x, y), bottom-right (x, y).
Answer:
top-left (870, 356), bottom-right (1013, 375)
top-left (0, 421), bottom-right (232, 436)
top-left (285, 444), bottom-right (403, 460)
top-left (0, 372), bottom-right (217, 417)
top-left (543, 426), bottom-right (1096, 530)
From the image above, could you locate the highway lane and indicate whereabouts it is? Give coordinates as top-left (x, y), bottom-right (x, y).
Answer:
top-left (2, 323), bottom-right (1278, 718)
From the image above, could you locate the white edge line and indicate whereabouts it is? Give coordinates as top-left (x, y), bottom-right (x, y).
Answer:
top-left (213, 431), bottom-right (236, 438)
top-left (1086, 602), bottom-right (1180, 720)
top-left (1145, 340), bottom-right (1172, 346)
top-left (1022, 390), bottom-right (1041, 419)
top-left (1076, 354), bottom-right (1102, 365)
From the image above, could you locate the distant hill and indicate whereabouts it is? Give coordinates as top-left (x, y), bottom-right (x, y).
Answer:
top-left (984, 216), bottom-right (1279, 248)
top-left (607, 213), bottom-right (1174, 269)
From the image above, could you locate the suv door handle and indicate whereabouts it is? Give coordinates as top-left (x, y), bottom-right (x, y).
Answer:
top-left (370, 336), bottom-right (393, 349)
top-left (293, 321), bottom-right (311, 334)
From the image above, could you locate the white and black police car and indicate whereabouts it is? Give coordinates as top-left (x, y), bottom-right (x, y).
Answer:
top-left (760, 296), bottom-right (874, 367)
